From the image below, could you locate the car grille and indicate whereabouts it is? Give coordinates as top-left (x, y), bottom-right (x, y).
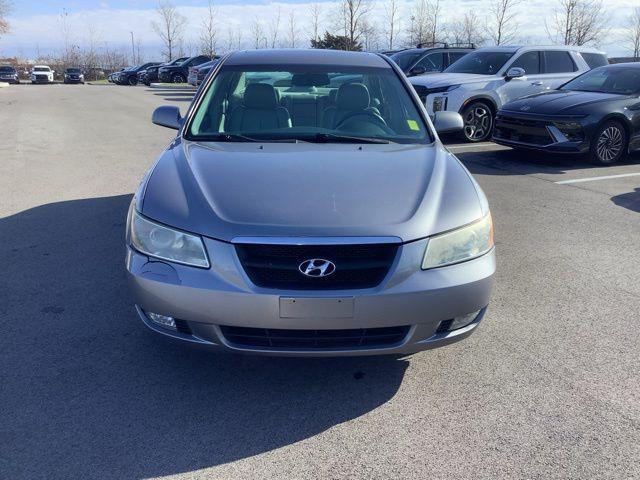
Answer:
top-left (234, 242), bottom-right (398, 290)
top-left (494, 114), bottom-right (554, 146)
top-left (220, 325), bottom-right (410, 350)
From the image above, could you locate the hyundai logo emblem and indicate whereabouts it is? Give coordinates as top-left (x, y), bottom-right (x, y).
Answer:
top-left (298, 259), bottom-right (336, 278)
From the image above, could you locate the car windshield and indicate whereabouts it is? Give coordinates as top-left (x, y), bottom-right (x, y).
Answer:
top-left (0, 66), bottom-right (14, 72)
top-left (562, 67), bottom-right (640, 95)
top-left (187, 64), bottom-right (432, 144)
top-left (390, 50), bottom-right (424, 71)
top-left (34, 67), bottom-right (49, 72)
top-left (66, 68), bottom-right (81, 73)
top-left (445, 51), bottom-right (514, 75)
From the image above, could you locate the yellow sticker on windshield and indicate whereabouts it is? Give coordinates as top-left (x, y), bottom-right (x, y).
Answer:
top-left (407, 120), bottom-right (420, 131)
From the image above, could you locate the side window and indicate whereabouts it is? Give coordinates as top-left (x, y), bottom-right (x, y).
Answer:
top-left (416, 52), bottom-right (444, 72)
top-left (510, 51), bottom-right (540, 75)
top-left (580, 52), bottom-right (608, 69)
top-left (544, 51), bottom-right (577, 73)
top-left (448, 51), bottom-right (467, 66)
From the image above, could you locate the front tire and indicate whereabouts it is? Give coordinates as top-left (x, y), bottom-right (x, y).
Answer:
top-left (128, 76), bottom-right (137, 86)
top-left (590, 121), bottom-right (627, 165)
top-left (460, 102), bottom-right (494, 142)
top-left (172, 73), bottom-right (185, 84)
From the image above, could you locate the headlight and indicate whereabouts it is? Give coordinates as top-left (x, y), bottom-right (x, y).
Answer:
top-left (129, 209), bottom-right (210, 268)
top-left (422, 213), bottom-right (493, 269)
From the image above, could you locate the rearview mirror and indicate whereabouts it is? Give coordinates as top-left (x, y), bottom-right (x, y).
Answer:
top-left (152, 106), bottom-right (182, 130)
top-left (505, 67), bottom-right (525, 80)
top-left (433, 111), bottom-right (464, 134)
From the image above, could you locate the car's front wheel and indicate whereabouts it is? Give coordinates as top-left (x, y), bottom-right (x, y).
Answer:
top-left (172, 73), bottom-right (185, 84)
top-left (590, 121), bottom-right (627, 165)
top-left (128, 76), bottom-right (137, 86)
top-left (460, 102), bottom-right (494, 142)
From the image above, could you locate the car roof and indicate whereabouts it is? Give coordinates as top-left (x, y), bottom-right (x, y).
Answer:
top-left (224, 49), bottom-right (389, 68)
top-left (473, 45), bottom-right (605, 54)
top-left (602, 62), bottom-right (640, 69)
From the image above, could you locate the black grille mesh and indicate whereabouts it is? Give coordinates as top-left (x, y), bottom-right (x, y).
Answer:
top-left (220, 325), bottom-right (410, 349)
top-left (235, 242), bottom-right (398, 290)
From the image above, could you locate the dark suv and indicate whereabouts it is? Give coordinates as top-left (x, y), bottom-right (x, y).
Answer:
top-left (116, 62), bottom-right (161, 86)
top-left (0, 65), bottom-right (20, 84)
top-left (389, 43), bottom-right (475, 77)
top-left (139, 57), bottom-right (189, 85)
top-left (158, 55), bottom-right (211, 83)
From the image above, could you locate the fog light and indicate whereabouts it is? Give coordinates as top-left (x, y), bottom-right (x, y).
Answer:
top-left (450, 310), bottom-right (481, 330)
top-left (147, 312), bottom-right (176, 330)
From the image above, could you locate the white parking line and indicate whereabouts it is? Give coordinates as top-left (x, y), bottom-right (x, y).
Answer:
top-left (555, 172), bottom-right (640, 185)
top-left (447, 142), bottom-right (493, 150)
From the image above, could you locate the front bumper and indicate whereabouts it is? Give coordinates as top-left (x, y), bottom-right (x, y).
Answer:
top-left (126, 237), bottom-right (495, 356)
top-left (493, 112), bottom-right (590, 154)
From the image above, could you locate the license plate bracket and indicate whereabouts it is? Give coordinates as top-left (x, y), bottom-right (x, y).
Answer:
top-left (279, 297), bottom-right (354, 318)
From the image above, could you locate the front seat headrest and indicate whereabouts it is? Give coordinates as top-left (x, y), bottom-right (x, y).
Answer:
top-left (336, 83), bottom-right (370, 110)
top-left (244, 83), bottom-right (279, 109)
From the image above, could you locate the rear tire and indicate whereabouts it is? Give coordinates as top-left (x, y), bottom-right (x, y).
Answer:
top-left (590, 121), bottom-right (627, 165)
top-left (460, 101), bottom-right (494, 142)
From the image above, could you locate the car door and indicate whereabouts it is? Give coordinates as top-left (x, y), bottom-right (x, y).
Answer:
top-left (541, 50), bottom-right (580, 88)
top-left (499, 50), bottom-right (547, 104)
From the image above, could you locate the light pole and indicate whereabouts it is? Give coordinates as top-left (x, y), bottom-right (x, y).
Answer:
top-left (130, 31), bottom-right (135, 64)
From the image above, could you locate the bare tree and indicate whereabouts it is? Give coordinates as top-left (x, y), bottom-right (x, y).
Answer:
top-left (383, 0), bottom-right (399, 50)
top-left (361, 18), bottom-right (379, 51)
top-left (226, 27), bottom-right (243, 51)
top-left (287, 11), bottom-right (298, 48)
top-left (0, 0), bottom-right (12, 38)
top-left (546, 0), bottom-right (608, 46)
top-left (199, 0), bottom-right (218, 58)
top-left (151, 0), bottom-right (188, 61)
top-left (451, 12), bottom-right (484, 46)
top-left (268, 7), bottom-right (281, 48)
top-left (251, 19), bottom-right (266, 49)
top-left (339, 0), bottom-right (371, 51)
top-left (624, 7), bottom-right (640, 58)
top-left (408, 0), bottom-right (441, 46)
top-left (310, 3), bottom-right (322, 42)
top-left (486, 0), bottom-right (520, 46)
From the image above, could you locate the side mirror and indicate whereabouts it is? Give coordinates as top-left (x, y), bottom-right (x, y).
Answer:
top-left (505, 67), bottom-right (525, 80)
top-left (433, 111), bottom-right (464, 134)
top-left (152, 106), bottom-right (182, 130)
top-left (408, 66), bottom-right (427, 77)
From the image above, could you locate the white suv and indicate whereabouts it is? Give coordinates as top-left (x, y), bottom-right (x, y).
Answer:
top-left (31, 65), bottom-right (55, 84)
top-left (410, 46), bottom-right (608, 142)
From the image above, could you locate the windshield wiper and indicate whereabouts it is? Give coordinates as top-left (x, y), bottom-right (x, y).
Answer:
top-left (309, 133), bottom-right (392, 144)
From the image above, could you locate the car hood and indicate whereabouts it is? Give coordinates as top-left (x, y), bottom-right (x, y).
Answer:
top-left (501, 89), bottom-right (625, 115)
top-left (140, 140), bottom-right (485, 242)
top-left (410, 72), bottom-right (495, 88)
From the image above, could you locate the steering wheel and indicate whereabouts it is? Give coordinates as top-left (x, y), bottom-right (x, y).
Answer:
top-left (335, 111), bottom-right (388, 131)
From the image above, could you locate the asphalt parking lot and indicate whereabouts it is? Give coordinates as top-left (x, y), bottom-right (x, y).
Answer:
top-left (1, 83), bottom-right (640, 479)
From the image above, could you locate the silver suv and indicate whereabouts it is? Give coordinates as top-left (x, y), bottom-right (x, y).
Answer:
top-left (410, 45), bottom-right (608, 142)
top-left (126, 49), bottom-right (495, 356)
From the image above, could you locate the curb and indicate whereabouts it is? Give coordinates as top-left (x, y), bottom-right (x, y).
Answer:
top-left (0, 82), bottom-right (9, 88)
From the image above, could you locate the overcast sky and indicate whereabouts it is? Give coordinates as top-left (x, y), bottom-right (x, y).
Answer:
top-left (1, 0), bottom-right (638, 59)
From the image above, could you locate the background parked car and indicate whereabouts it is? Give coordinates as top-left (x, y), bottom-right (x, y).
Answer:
top-left (31, 65), bottom-right (54, 84)
top-left (63, 67), bottom-right (84, 84)
top-left (188, 58), bottom-right (219, 86)
top-left (410, 45), bottom-right (608, 142)
top-left (389, 43), bottom-right (475, 77)
top-left (116, 62), bottom-right (161, 86)
top-left (493, 63), bottom-right (640, 164)
top-left (158, 55), bottom-right (211, 83)
top-left (141, 57), bottom-right (189, 85)
top-left (0, 65), bottom-right (20, 84)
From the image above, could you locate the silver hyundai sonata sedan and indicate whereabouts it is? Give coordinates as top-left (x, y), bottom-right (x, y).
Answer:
top-left (126, 49), bottom-right (495, 356)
